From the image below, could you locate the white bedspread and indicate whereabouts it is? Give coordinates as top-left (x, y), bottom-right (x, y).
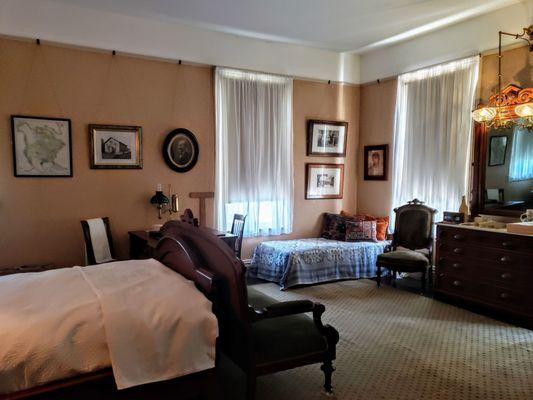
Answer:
top-left (0, 259), bottom-right (218, 394)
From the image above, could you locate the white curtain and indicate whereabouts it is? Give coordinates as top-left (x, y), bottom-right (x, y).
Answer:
top-left (215, 67), bottom-right (293, 237)
top-left (391, 56), bottom-right (480, 223)
top-left (508, 126), bottom-right (533, 182)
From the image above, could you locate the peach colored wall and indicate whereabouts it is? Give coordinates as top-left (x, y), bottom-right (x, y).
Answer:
top-left (0, 37), bottom-right (359, 268)
top-left (356, 46), bottom-right (531, 218)
top-left (479, 46), bottom-right (532, 104)
top-left (356, 79), bottom-right (397, 217)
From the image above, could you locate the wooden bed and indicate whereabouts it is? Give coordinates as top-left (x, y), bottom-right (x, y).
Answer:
top-left (0, 235), bottom-right (219, 400)
top-left (1, 219), bottom-right (338, 400)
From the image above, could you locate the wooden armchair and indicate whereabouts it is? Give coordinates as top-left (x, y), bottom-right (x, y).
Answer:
top-left (159, 221), bottom-right (339, 400)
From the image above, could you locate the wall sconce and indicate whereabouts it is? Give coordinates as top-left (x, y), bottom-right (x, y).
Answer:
top-left (150, 184), bottom-right (179, 219)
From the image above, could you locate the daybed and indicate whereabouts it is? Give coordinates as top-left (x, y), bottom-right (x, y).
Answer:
top-left (249, 238), bottom-right (389, 289)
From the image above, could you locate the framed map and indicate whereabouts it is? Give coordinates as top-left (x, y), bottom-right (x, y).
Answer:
top-left (11, 115), bottom-right (72, 177)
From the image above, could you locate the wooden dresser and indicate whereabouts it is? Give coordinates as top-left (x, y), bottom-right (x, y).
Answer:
top-left (435, 223), bottom-right (533, 328)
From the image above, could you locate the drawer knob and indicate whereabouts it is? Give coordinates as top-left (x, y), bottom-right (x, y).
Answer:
top-left (501, 273), bottom-right (511, 280)
top-left (452, 280), bottom-right (461, 287)
top-left (500, 256), bottom-right (511, 263)
top-left (500, 292), bottom-right (509, 299)
top-left (453, 248), bottom-right (463, 254)
top-left (501, 241), bottom-right (512, 248)
top-left (453, 234), bottom-right (464, 240)
top-left (452, 263), bottom-right (461, 269)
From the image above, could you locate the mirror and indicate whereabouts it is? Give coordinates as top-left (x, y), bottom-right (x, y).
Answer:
top-left (484, 126), bottom-right (533, 213)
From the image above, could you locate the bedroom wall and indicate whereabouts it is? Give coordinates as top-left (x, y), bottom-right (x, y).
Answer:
top-left (0, 36), bottom-right (359, 268)
top-left (356, 45), bottom-right (532, 218)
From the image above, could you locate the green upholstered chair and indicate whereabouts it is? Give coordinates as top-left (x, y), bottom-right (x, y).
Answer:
top-left (376, 199), bottom-right (437, 293)
top-left (159, 220), bottom-right (339, 400)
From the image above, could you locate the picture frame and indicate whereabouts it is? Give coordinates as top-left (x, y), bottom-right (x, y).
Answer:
top-left (89, 124), bottom-right (142, 169)
top-left (305, 163), bottom-right (344, 199)
top-left (488, 135), bottom-right (508, 166)
top-left (11, 115), bottom-right (73, 177)
top-left (307, 120), bottom-right (348, 157)
top-left (364, 144), bottom-right (388, 181)
top-left (163, 128), bottom-right (199, 173)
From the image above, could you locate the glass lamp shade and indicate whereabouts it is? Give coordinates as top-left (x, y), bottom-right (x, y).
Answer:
top-left (472, 106), bottom-right (497, 123)
top-left (515, 102), bottom-right (533, 118)
top-left (150, 191), bottom-right (170, 205)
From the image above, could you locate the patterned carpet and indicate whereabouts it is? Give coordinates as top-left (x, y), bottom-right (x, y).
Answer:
top-left (251, 279), bottom-right (533, 400)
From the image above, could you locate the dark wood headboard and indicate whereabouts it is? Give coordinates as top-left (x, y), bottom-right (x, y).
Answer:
top-left (155, 235), bottom-right (216, 296)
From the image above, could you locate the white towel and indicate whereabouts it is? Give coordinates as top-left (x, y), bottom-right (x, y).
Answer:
top-left (86, 218), bottom-right (114, 263)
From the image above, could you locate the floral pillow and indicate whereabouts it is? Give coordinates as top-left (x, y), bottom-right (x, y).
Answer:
top-left (341, 210), bottom-right (389, 241)
top-left (321, 213), bottom-right (346, 241)
top-left (345, 220), bottom-right (377, 242)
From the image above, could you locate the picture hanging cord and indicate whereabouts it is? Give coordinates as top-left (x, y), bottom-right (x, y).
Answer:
top-left (93, 52), bottom-right (135, 119)
top-left (19, 42), bottom-right (64, 115)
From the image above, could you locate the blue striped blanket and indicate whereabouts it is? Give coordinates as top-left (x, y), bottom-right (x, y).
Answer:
top-left (249, 238), bottom-right (389, 290)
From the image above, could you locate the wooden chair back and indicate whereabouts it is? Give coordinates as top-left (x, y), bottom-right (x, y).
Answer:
top-left (230, 214), bottom-right (246, 258)
top-left (80, 217), bottom-right (115, 265)
top-left (392, 199), bottom-right (437, 251)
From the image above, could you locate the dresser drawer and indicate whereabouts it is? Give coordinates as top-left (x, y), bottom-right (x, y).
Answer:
top-left (437, 242), bottom-right (532, 270)
top-left (435, 274), bottom-right (484, 299)
top-left (438, 226), bottom-right (533, 254)
top-left (436, 274), bottom-right (532, 313)
top-left (480, 282), bottom-right (533, 312)
top-left (437, 256), bottom-right (533, 288)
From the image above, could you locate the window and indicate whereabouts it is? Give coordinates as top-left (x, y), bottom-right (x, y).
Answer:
top-left (391, 57), bottom-right (479, 223)
top-left (215, 68), bottom-right (293, 237)
top-left (508, 126), bottom-right (533, 182)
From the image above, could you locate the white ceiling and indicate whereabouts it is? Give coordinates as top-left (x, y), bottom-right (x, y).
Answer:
top-left (48, 0), bottom-right (521, 53)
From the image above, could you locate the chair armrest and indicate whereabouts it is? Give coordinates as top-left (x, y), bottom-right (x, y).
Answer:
top-left (249, 300), bottom-right (315, 321)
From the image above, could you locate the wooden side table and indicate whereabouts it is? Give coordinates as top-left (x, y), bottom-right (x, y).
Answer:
top-left (129, 228), bottom-right (238, 260)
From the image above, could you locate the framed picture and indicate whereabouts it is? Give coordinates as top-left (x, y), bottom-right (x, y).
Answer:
top-left (163, 128), bottom-right (199, 173)
top-left (305, 163), bottom-right (344, 199)
top-left (89, 124), bottom-right (142, 169)
top-left (307, 120), bottom-right (348, 156)
top-left (488, 135), bottom-right (507, 166)
top-left (11, 115), bottom-right (72, 177)
top-left (364, 144), bottom-right (388, 181)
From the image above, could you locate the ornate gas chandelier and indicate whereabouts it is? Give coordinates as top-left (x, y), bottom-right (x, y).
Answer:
top-left (472, 26), bottom-right (533, 129)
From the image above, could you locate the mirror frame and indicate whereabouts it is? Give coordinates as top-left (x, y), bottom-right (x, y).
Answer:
top-left (470, 84), bottom-right (533, 218)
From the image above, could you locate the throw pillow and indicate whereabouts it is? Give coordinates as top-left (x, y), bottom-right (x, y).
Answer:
top-left (341, 211), bottom-right (389, 241)
top-left (321, 213), bottom-right (346, 240)
top-left (345, 220), bottom-right (377, 242)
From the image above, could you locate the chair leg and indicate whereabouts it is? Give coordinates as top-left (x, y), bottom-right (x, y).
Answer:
top-left (421, 269), bottom-right (427, 294)
top-left (376, 264), bottom-right (382, 288)
top-left (321, 359), bottom-right (335, 394)
top-left (392, 270), bottom-right (397, 287)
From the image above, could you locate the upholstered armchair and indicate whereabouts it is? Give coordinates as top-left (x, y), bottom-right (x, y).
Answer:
top-left (159, 220), bottom-right (339, 400)
top-left (376, 199), bottom-right (437, 293)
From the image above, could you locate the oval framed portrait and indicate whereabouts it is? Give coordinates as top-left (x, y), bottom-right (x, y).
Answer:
top-left (162, 128), bottom-right (199, 173)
